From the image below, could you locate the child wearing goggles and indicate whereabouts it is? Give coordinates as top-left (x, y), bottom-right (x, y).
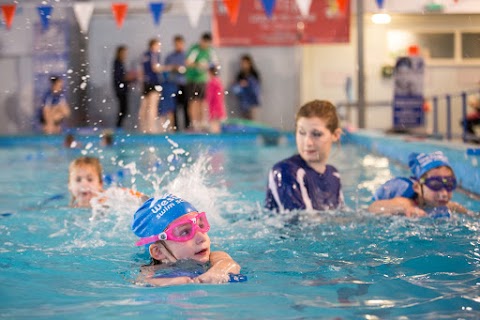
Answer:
top-left (131, 194), bottom-right (241, 287)
top-left (369, 151), bottom-right (468, 217)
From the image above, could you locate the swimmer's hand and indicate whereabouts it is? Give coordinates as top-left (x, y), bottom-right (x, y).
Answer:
top-left (194, 251), bottom-right (241, 284)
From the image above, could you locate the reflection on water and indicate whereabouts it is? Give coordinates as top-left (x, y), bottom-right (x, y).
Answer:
top-left (0, 139), bottom-right (479, 319)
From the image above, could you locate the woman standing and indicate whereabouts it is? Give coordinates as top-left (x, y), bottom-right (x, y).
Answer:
top-left (232, 54), bottom-right (261, 121)
top-left (112, 45), bottom-right (136, 129)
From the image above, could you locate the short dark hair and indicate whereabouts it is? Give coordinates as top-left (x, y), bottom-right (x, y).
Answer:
top-left (50, 75), bottom-right (61, 85)
top-left (174, 35), bottom-right (184, 42)
top-left (201, 32), bottom-right (212, 41)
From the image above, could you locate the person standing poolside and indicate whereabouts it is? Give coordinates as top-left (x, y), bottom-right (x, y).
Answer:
top-left (132, 194), bottom-right (241, 287)
top-left (163, 35), bottom-right (188, 130)
top-left (40, 76), bottom-right (71, 134)
top-left (232, 54), bottom-right (261, 121)
top-left (265, 100), bottom-right (344, 212)
top-left (112, 45), bottom-right (137, 129)
top-left (185, 32), bottom-right (218, 131)
top-left (205, 65), bottom-right (226, 133)
top-left (369, 151), bottom-right (468, 217)
top-left (139, 39), bottom-right (164, 133)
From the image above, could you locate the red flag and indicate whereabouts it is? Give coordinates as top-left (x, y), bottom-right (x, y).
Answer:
top-left (112, 3), bottom-right (128, 28)
top-left (336, 0), bottom-right (347, 14)
top-left (1, 4), bottom-right (16, 30)
top-left (222, 0), bottom-right (241, 24)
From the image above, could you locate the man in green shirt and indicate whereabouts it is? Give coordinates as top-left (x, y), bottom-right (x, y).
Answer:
top-left (185, 32), bottom-right (218, 131)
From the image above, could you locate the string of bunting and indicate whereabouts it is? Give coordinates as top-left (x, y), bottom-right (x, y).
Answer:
top-left (0, 0), bottom-right (348, 31)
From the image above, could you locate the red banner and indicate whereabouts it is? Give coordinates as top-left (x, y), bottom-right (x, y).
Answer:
top-left (213, 0), bottom-right (350, 46)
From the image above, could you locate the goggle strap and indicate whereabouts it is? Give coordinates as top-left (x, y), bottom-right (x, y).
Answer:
top-left (135, 234), bottom-right (160, 246)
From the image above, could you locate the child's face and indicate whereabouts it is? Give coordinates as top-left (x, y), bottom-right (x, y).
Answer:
top-left (68, 165), bottom-right (103, 207)
top-left (414, 166), bottom-right (455, 208)
top-left (163, 212), bottom-right (211, 264)
top-left (296, 116), bottom-right (340, 166)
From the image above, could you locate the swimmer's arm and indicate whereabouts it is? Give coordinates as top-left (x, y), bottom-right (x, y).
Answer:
top-left (194, 251), bottom-right (240, 284)
top-left (136, 265), bottom-right (193, 287)
top-left (368, 197), bottom-right (426, 217)
top-left (447, 201), bottom-right (469, 215)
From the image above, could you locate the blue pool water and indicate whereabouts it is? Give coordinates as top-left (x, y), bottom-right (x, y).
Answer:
top-left (0, 133), bottom-right (479, 319)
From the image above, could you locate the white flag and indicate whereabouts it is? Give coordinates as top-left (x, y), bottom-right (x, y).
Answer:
top-left (73, 2), bottom-right (94, 34)
top-left (183, 0), bottom-right (205, 28)
top-left (295, 0), bottom-right (312, 17)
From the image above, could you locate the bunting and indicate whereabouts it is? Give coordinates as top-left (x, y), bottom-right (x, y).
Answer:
top-left (222, 0), bottom-right (241, 24)
top-left (375, 0), bottom-right (385, 9)
top-left (260, 0), bottom-right (276, 19)
top-left (183, 0), bottom-right (205, 27)
top-left (1, 4), bottom-right (16, 30)
top-left (73, 2), bottom-right (94, 33)
top-left (337, 0), bottom-right (347, 14)
top-left (112, 3), bottom-right (128, 28)
top-left (295, 0), bottom-right (312, 18)
top-left (149, 2), bottom-right (164, 26)
top-left (37, 5), bottom-right (53, 31)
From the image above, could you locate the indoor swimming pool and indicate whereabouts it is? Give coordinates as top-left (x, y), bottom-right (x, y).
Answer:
top-left (0, 132), bottom-right (479, 319)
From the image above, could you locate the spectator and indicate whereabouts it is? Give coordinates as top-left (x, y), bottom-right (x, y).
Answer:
top-left (163, 35), bottom-right (188, 130)
top-left (112, 45), bottom-right (137, 129)
top-left (40, 76), bottom-right (71, 135)
top-left (185, 32), bottom-right (218, 131)
top-left (463, 94), bottom-right (480, 143)
top-left (232, 54), bottom-right (261, 121)
top-left (205, 65), bottom-right (226, 133)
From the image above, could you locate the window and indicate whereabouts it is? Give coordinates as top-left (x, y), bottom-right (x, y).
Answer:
top-left (461, 32), bottom-right (480, 59)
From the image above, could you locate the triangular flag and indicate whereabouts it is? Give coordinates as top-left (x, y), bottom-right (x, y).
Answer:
top-left (112, 3), bottom-right (128, 29)
top-left (337, 0), bottom-right (347, 14)
top-left (221, 0), bottom-right (240, 24)
top-left (183, 0), bottom-right (205, 27)
top-left (1, 4), bottom-right (16, 30)
top-left (37, 5), bottom-right (53, 31)
top-left (73, 2), bottom-right (94, 33)
top-left (295, 0), bottom-right (312, 18)
top-left (149, 2), bottom-right (164, 26)
top-left (375, 0), bottom-right (385, 9)
top-left (260, 0), bottom-right (276, 19)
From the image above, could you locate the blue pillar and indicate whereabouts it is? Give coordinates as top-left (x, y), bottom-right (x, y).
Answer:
top-left (433, 96), bottom-right (438, 135)
top-left (461, 92), bottom-right (467, 142)
top-left (446, 95), bottom-right (452, 140)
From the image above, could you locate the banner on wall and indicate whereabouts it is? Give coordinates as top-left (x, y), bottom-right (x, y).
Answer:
top-left (32, 20), bottom-right (70, 125)
top-left (392, 56), bottom-right (425, 129)
top-left (212, 0), bottom-right (350, 46)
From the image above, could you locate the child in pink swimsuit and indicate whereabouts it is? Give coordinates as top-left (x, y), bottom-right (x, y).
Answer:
top-left (205, 66), bottom-right (226, 133)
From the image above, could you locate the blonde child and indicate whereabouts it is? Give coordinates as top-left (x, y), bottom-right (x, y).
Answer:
top-left (265, 100), bottom-right (343, 212)
top-left (131, 194), bottom-right (241, 286)
top-left (369, 151), bottom-right (468, 217)
top-left (68, 156), bottom-right (145, 208)
top-left (205, 65), bottom-right (226, 133)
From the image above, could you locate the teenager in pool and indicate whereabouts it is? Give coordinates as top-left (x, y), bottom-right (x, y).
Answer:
top-left (132, 194), bottom-right (242, 286)
top-left (265, 100), bottom-right (343, 212)
top-left (369, 151), bottom-right (468, 217)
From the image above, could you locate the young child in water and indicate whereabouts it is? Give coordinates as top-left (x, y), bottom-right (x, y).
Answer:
top-left (131, 194), bottom-right (241, 287)
top-left (369, 151), bottom-right (468, 217)
top-left (68, 156), bottom-right (145, 208)
top-left (265, 99), bottom-right (343, 212)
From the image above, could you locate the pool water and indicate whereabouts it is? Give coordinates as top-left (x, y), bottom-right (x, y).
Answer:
top-left (1, 134), bottom-right (479, 319)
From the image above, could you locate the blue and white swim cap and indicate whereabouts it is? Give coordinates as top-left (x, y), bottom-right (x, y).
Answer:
top-left (408, 151), bottom-right (452, 180)
top-left (131, 194), bottom-right (198, 239)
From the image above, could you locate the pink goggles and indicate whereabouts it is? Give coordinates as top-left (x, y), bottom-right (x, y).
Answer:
top-left (135, 212), bottom-right (210, 246)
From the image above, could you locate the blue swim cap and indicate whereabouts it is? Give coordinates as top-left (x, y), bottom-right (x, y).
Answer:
top-left (408, 151), bottom-right (452, 180)
top-left (131, 194), bottom-right (198, 239)
top-left (373, 177), bottom-right (416, 201)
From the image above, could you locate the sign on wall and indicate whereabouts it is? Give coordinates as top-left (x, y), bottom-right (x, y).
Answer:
top-left (392, 56), bottom-right (425, 129)
top-left (212, 0), bottom-right (350, 46)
